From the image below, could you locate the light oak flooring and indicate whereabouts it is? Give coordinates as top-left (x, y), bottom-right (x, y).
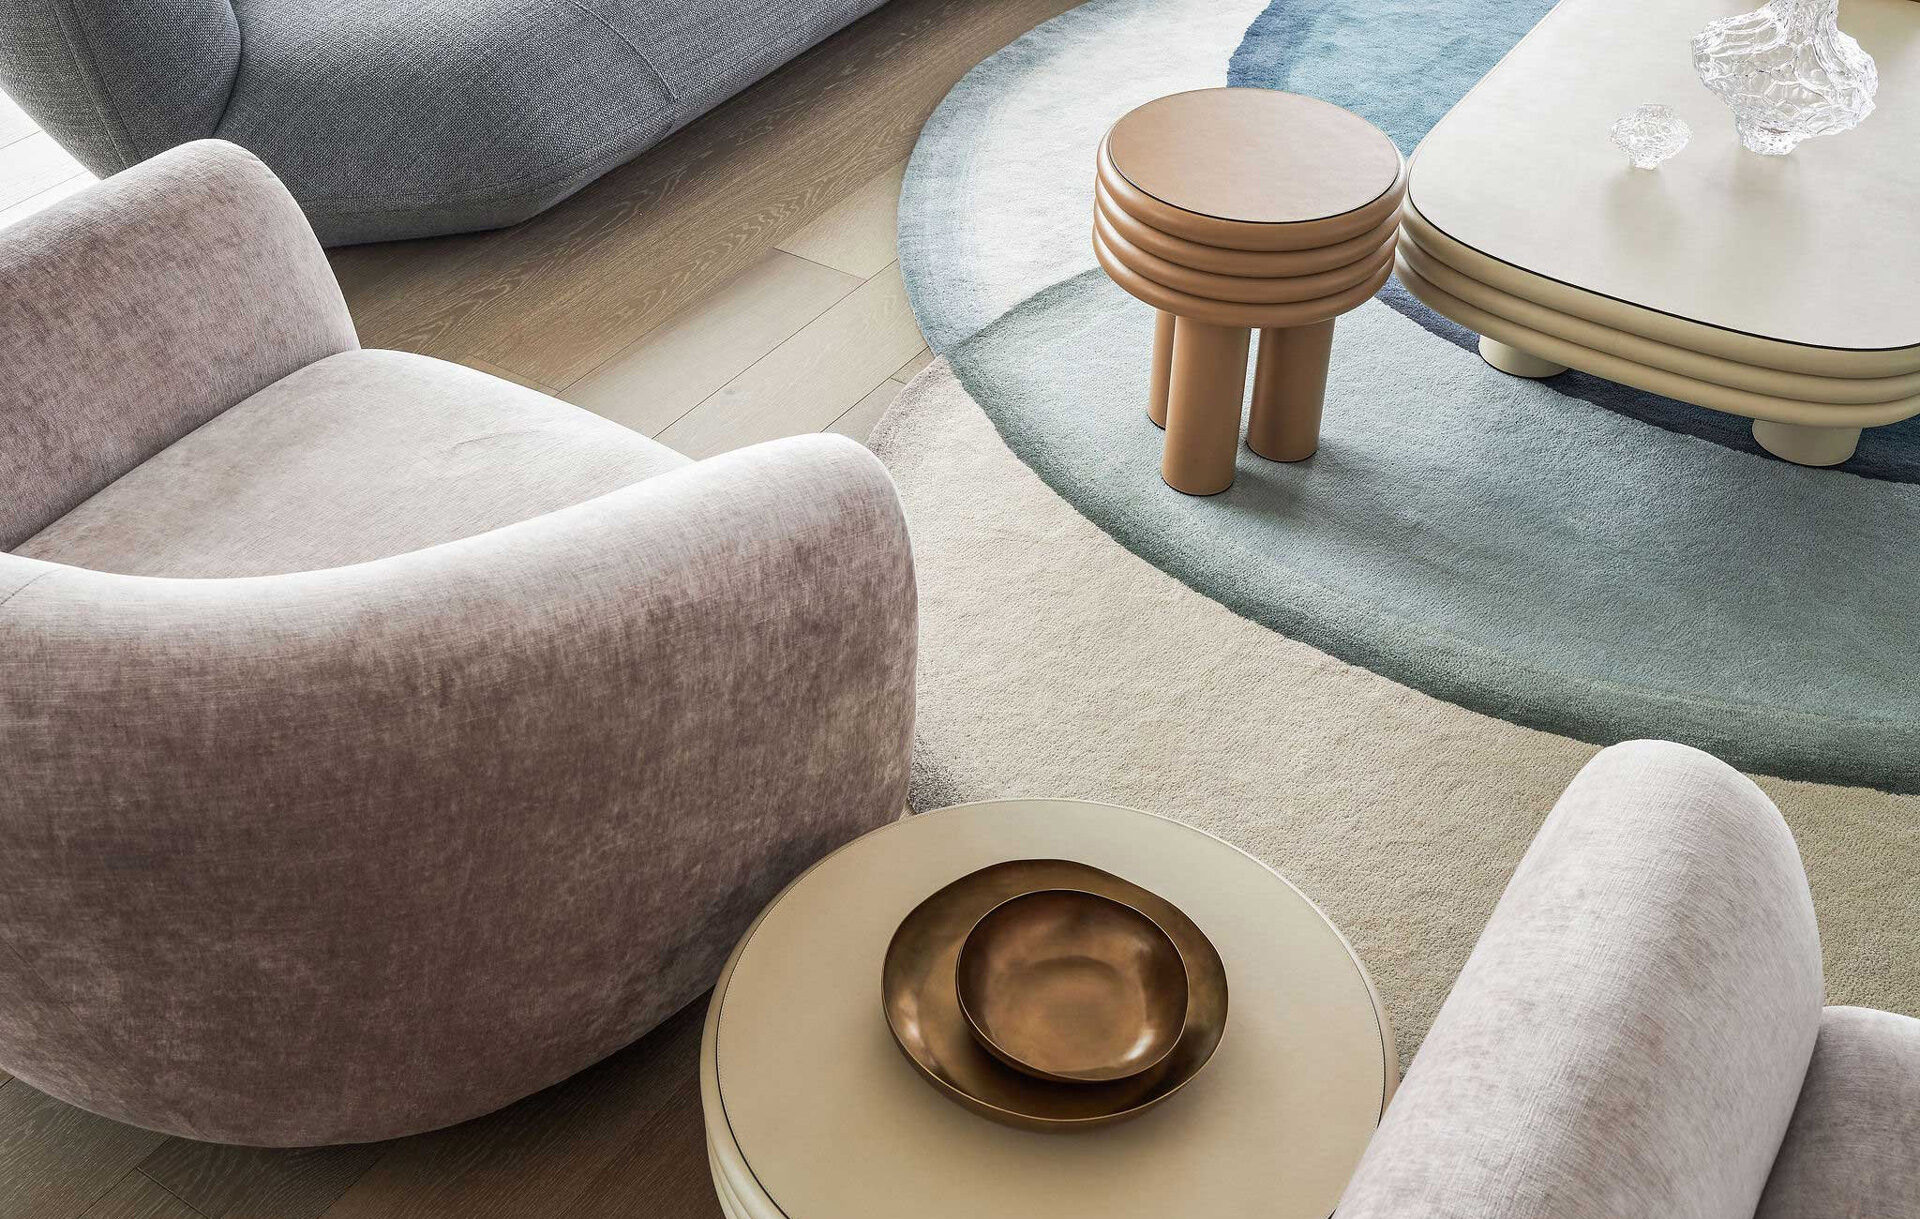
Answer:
top-left (0, 92), bottom-right (94, 229)
top-left (0, 0), bottom-right (1074, 1214)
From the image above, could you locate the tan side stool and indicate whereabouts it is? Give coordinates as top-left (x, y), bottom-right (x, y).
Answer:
top-left (1093, 89), bottom-right (1405, 495)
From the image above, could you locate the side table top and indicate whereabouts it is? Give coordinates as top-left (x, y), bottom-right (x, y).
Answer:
top-left (705, 799), bottom-right (1391, 1219)
top-left (1407, 0), bottom-right (1920, 355)
top-left (1109, 88), bottom-right (1403, 226)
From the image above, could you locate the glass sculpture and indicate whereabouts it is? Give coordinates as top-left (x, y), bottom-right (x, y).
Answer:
top-left (1691, 0), bottom-right (1877, 155)
top-left (1609, 104), bottom-right (1692, 167)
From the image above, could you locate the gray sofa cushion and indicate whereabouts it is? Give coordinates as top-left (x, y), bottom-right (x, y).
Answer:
top-left (1757, 1006), bottom-right (1920, 1219)
top-left (17, 349), bottom-right (689, 577)
top-left (214, 0), bottom-right (677, 246)
top-left (582, 0), bottom-right (888, 119)
top-left (0, 0), bottom-right (893, 244)
top-left (0, 0), bottom-right (239, 174)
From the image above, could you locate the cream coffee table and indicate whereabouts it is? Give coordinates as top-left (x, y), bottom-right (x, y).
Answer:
top-left (701, 799), bottom-right (1395, 1219)
top-left (1398, 0), bottom-right (1920, 466)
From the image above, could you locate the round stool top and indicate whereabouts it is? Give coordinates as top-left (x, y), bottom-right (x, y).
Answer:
top-left (703, 799), bottom-right (1392, 1219)
top-left (1108, 88), bottom-right (1401, 226)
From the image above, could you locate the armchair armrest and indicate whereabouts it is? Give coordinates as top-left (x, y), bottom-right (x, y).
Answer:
top-left (0, 435), bottom-right (915, 1145)
top-left (0, 139), bottom-right (355, 547)
top-left (1339, 741), bottom-right (1824, 1219)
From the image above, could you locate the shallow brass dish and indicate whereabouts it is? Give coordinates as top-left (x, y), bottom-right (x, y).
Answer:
top-left (956, 889), bottom-right (1189, 1083)
top-left (882, 859), bottom-right (1228, 1131)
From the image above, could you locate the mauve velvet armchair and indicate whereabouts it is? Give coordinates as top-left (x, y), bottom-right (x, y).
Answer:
top-left (0, 140), bottom-right (916, 1146)
top-left (1340, 741), bottom-right (1920, 1219)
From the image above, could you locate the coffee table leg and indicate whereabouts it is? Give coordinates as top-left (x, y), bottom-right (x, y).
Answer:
top-left (1148, 311), bottom-right (1175, 429)
top-left (1478, 335), bottom-right (1568, 378)
top-left (1162, 318), bottom-right (1249, 495)
top-left (1247, 319), bottom-right (1335, 462)
top-left (1752, 419), bottom-right (1862, 467)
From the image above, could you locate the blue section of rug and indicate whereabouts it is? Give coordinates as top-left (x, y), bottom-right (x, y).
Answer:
top-left (1230, 0), bottom-right (1920, 482)
top-left (896, 0), bottom-right (1920, 789)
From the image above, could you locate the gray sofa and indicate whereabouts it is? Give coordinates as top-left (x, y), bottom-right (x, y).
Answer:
top-left (1341, 740), bottom-right (1919, 1218)
top-left (0, 0), bottom-right (888, 244)
top-left (0, 140), bottom-right (916, 1145)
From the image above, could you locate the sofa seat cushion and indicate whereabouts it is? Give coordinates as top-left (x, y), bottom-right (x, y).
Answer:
top-left (578, 0), bottom-right (888, 122)
top-left (215, 0), bottom-right (679, 245)
top-left (1756, 1006), bottom-right (1920, 1219)
top-left (15, 350), bottom-right (688, 577)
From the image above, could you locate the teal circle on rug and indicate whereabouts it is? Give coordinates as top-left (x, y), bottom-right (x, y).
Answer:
top-left (897, 0), bottom-right (1920, 790)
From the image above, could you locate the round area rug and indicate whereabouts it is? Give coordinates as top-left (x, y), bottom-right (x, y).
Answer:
top-left (897, 0), bottom-right (1920, 793)
top-left (881, 0), bottom-right (1920, 1061)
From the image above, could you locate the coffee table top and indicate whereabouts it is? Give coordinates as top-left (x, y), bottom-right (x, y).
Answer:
top-left (703, 799), bottom-right (1392, 1219)
top-left (1109, 88), bottom-right (1402, 225)
top-left (1407, 0), bottom-right (1920, 355)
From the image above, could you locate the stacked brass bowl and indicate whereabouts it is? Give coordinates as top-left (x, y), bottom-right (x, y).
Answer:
top-left (1091, 89), bottom-right (1407, 495)
top-left (882, 859), bottom-right (1229, 1131)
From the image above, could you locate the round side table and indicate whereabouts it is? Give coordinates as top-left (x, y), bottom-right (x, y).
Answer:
top-left (1093, 89), bottom-right (1405, 495)
top-left (701, 799), bottom-right (1396, 1219)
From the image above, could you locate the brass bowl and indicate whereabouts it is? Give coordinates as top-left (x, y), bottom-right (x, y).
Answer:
top-left (955, 889), bottom-right (1189, 1083)
top-left (882, 859), bottom-right (1228, 1131)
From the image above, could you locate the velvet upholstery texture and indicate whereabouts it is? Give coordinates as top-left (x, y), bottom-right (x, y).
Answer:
top-left (20, 349), bottom-right (691, 576)
top-left (0, 0), bottom-right (888, 244)
top-left (0, 143), bottom-right (917, 1146)
top-left (1757, 1006), bottom-right (1920, 1218)
top-left (0, 140), bottom-right (355, 549)
top-left (1338, 741), bottom-right (1920, 1219)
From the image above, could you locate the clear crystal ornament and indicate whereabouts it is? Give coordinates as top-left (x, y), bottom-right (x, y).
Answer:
top-left (1609, 104), bottom-right (1691, 167)
top-left (1691, 0), bottom-right (1877, 155)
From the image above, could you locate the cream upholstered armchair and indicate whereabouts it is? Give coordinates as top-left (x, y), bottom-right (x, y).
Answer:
top-left (1340, 741), bottom-right (1919, 1218)
top-left (0, 141), bottom-right (915, 1146)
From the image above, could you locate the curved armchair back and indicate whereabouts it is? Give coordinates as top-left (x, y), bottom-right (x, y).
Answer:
top-left (0, 140), bottom-right (355, 548)
top-left (1339, 741), bottom-right (1824, 1219)
top-left (0, 439), bottom-right (916, 1145)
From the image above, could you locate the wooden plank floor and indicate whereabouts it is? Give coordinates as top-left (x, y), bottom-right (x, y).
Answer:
top-left (0, 0), bottom-right (1074, 1214)
top-left (0, 90), bottom-right (93, 228)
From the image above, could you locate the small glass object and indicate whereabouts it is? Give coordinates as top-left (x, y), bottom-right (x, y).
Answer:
top-left (1610, 104), bottom-right (1692, 168)
top-left (1691, 0), bottom-right (1877, 155)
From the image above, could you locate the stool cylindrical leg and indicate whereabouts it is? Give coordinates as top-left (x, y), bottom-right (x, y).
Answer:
top-left (1148, 310), bottom-right (1175, 429)
top-left (1163, 318), bottom-right (1250, 495)
top-left (1247, 319), bottom-right (1335, 463)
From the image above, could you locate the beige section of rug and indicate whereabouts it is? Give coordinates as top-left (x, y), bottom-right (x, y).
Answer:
top-left (873, 360), bottom-right (1920, 1065)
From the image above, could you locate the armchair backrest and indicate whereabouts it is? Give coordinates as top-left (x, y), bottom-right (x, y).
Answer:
top-left (0, 139), bottom-right (356, 549)
top-left (1339, 741), bottom-right (1824, 1219)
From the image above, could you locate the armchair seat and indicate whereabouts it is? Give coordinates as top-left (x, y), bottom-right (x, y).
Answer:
top-left (18, 349), bottom-right (688, 577)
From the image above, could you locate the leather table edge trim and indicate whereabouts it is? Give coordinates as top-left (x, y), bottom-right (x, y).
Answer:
top-left (1399, 188), bottom-right (1920, 378)
top-left (1400, 241), bottom-right (1920, 406)
top-left (1097, 227), bottom-right (1395, 327)
top-left (1396, 252), bottom-right (1920, 427)
top-left (1100, 133), bottom-right (1407, 252)
top-left (1096, 207), bottom-right (1398, 304)
top-left (1096, 179), bottom-right (1403, 277)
